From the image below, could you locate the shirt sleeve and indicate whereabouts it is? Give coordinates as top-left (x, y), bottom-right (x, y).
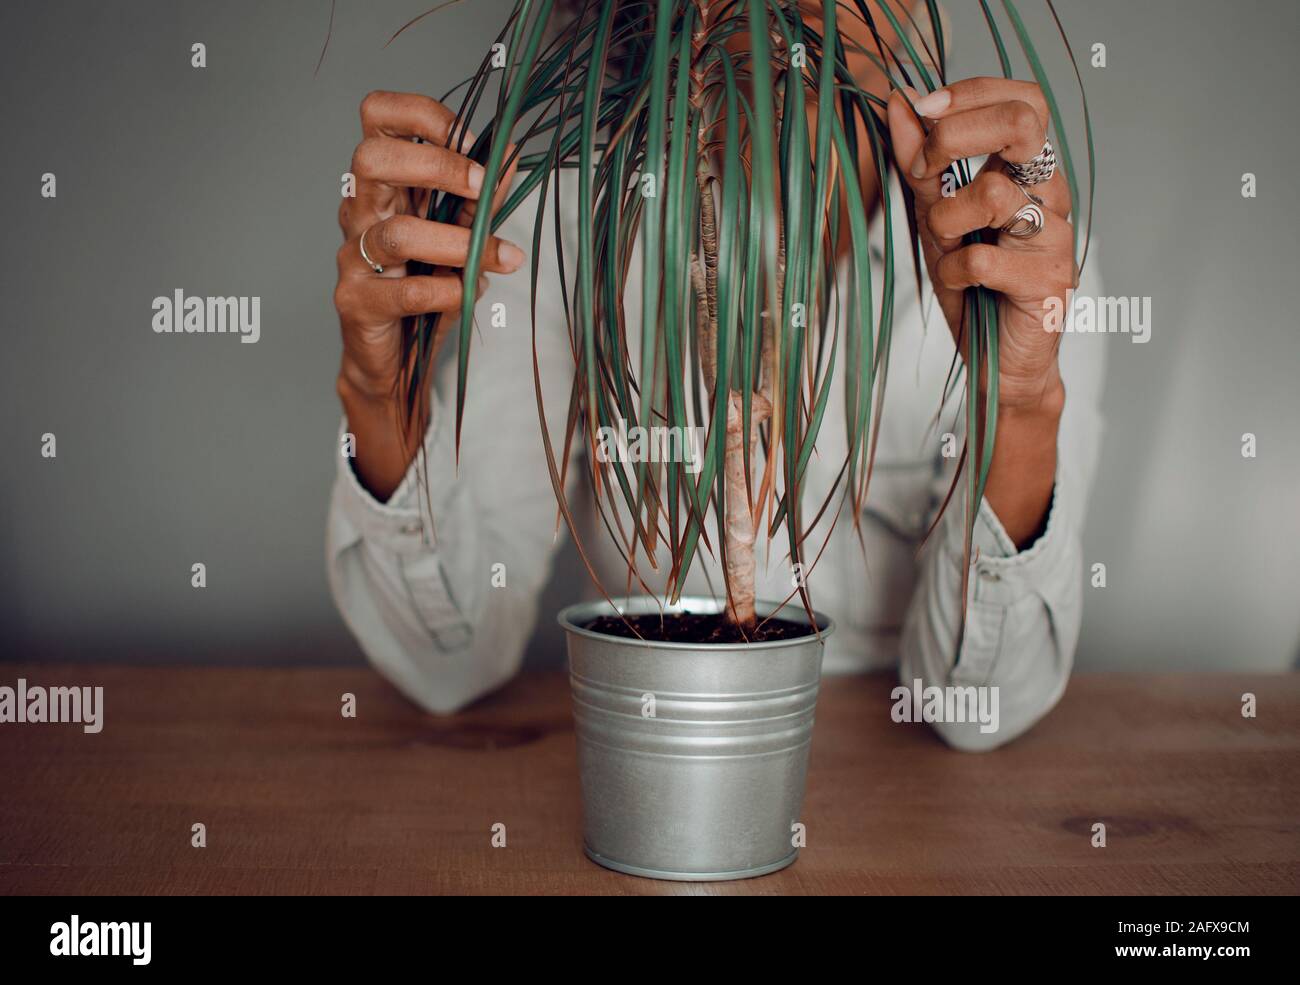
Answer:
top-left (326, 181), bottom-right (577, 715)
top-left (899, 256), bottom-right (1107, 751)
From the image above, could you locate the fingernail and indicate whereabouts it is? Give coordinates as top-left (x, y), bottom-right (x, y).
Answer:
top-left (910, 149), bottom-right (927, 179)
top-left (467, 164), bottom-right (485, 196)
top-left (912, 88), bottom-right (951, 117)
top-left (498, 240), bottom-right (525, 272)
top-left (477, 275), bottom-right (489, 297)
top-left (453, 125), bottom-right (477, 152)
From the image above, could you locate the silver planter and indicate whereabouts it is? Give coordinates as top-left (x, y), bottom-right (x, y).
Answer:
top-left (557, 595), bottom-right (832, 881)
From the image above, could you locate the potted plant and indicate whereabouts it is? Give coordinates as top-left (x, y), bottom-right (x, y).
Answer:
top-left (398, 0), bottom-right (1090, 879)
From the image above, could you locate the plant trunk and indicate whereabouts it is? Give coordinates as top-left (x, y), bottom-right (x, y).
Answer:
top-left (692, 1), bottom-right (769, 631)
top-left (697, 160), bottom-right (770, 631)
top-left (722, 389), bottom-right (772, 629)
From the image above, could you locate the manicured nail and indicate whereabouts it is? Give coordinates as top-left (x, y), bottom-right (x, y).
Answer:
top-left (912, 88), bottom-right (951, 117)
top-left (910, 149), bottom-right (927, 179)
top-left (467, 164), bottom-right (485, 196)
top-left (498, 240), bottom-right (525, 272)
top-left (453, 125), bottom-right (478, 152)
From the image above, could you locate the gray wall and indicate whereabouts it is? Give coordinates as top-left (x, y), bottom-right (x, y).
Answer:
top-left (1, 1), bottom-right (1296, 670)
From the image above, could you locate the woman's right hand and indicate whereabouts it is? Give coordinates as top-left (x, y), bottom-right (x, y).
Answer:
top-left (333, 91), bottom-right (522, 498)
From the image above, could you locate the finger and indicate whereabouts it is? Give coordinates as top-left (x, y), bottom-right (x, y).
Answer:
top-left (344, 216), bottom-right (525, 274)
top-left (457, 143), bottom-right (520, 229)
top-left (927, 170), bottom-right (1071, 249)
top-left (352, 136), bottom-right (486, 200)
top-left (909, 77), bottom-right (1049, 130)
top-left (934, 241), bottom-right (1078, 303)
top-left (343, 274), bottom-right (471, 322)
top-left (977, 154), bottom-right (1071, 219)
top-left (360, 90), bottom-right (475, 151)
top-left (886, 87), bottom-right (945, 212)
top-left (909, 101), bottom-right (1045, 181)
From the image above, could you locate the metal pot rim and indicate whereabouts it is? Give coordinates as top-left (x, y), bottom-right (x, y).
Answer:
top-left (556, 595), bottom-right (834, 651)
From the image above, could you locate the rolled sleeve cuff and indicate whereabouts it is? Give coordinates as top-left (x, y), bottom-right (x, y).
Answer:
top-left (330, 393), bottom-right (477, 654)
top-left (942, 464), bottom-right (1075, 608)
top-left (332, 391), bottom-right (457, 557)
top-left (929, 464), bottom-right (1080, 690)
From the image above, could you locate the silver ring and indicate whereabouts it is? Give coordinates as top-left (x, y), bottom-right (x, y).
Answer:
top-left (359, 227), bottom-right (384, 274)
top-left (1001, 202), bottom-right (1045, 239)
top-left (1016, 182), bottom-right (1045, 208)
top-left (1005, 138), bottom-right (1056, 186)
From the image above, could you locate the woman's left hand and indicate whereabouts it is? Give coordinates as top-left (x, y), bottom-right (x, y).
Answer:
top-left (885, 77), bottom-right (1077, 411)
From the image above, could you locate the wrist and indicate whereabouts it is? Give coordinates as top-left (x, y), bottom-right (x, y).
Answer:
top-left (336, 369), bottom-right (430, 502)
top-left (996, 366), bottom-right (1066, 421)
top-left (337, 357), bottom-right (398, 406)
top-left (337, 373), bottom-right (396, 441)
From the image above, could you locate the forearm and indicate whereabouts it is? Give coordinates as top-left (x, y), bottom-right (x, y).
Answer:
top-left (337, 371), bottom-right (430, 502)
top-left (899, 373), bottom-right (1079, 751)
top-left (981, 370), bottom-right (1064, 548)
top-left (328, 348), bottom-right (540, 716)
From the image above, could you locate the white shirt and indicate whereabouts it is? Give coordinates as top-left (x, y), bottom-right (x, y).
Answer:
top-left (326, 173), bottom-right (1106, 750)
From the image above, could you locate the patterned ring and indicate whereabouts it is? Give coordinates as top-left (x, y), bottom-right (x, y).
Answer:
top-left (1001, 202), bottom-right (1045, 239)
top-left (1005, 138), bottom-right (1056, 186)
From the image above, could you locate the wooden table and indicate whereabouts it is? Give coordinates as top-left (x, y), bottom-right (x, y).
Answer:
top-left (1, 666), bottom-right (1296, 895)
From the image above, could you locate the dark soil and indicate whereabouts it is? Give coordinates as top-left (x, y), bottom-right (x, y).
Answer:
top-left (584, 611), bottom-right (814, 644)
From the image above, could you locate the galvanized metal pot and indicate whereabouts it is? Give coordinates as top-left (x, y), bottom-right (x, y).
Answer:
top-left (557, 596), bottom-right (832, 881)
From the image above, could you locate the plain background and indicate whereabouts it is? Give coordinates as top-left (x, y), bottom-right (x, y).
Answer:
top-left (1, 0), bottom-right (1296, 671)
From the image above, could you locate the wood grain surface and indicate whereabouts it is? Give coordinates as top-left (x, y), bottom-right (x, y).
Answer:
top-left (1, 666), bottom-right (1296, 895)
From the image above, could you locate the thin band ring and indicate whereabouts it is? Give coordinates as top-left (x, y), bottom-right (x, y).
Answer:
top-left (359, 227), bottom-right (384, 274)
top-left (1016, 182), bottom-right (1045, 209)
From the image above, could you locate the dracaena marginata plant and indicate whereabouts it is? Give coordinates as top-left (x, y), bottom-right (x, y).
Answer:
top-left (397, 0), bottom-right (1093, 638)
